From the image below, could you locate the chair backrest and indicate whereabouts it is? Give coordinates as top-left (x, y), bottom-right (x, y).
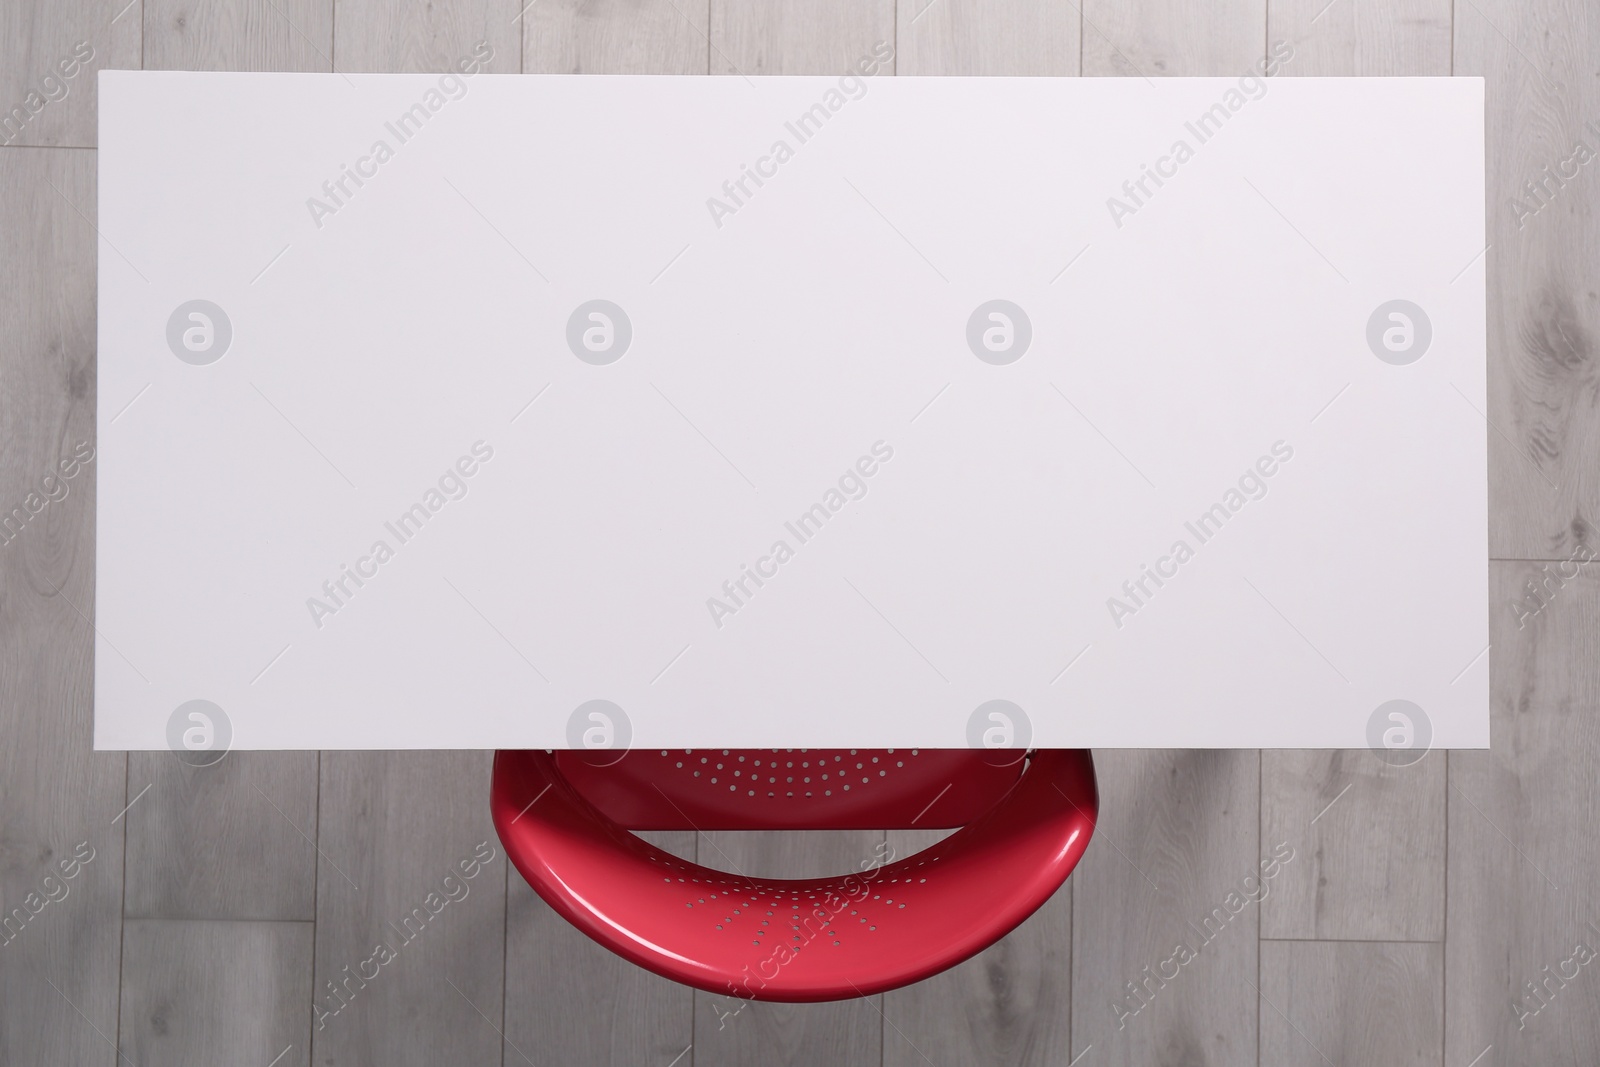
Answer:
top-left (554, 747), bottom-right (1028, 829)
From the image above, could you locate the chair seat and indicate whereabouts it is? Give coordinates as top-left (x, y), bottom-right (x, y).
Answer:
top-left (492, 748), bottom-right (1097, 1002)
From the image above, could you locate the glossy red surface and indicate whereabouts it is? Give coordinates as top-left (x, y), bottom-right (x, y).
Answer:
top-left (554, 747), bottom-right (1030, 830)
top-left (493, 748), bottom-right (1097, 1002)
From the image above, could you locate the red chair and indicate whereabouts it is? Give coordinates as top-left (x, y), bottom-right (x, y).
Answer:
top-left (492, 747), bottom-right (1097, 1002)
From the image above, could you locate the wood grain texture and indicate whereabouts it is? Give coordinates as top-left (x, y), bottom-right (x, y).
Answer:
top-left (0, 145), bottom-right (128, 1067)
top-left (0, 0), bottom-right (139, 148)
top-left (1260, 750), bottom-right (1444, 941)
top-left (523, 0), bottom-right (708, 75)
top-left (1069, 751), bottom-right (1259, 1067)
top-left (123, 752), bottom-right (319, 920)
top-left (504, 830), bottom-right (695, 1066)
top-left (333, 0), bottom-right (518, 74)
top-left (1267, 0), bottom-right (1451, 76)
top-left (693, 4), bottom-right (898, 1062)
top-left (514, 8), bottom-right (705, 1066)
top-left (895, 0), bottom-right (1079, 76)
top-left (107, 8), bottom-right (321, 928)
top-left (711, 0), bottom-right (893, 75)
top-left (1457, 0), bottom-right (1600, 558)
top-left (310, 752), bottom-right (505, 1066)
top-left (1259, 0), bottom-right (1451, 962)
top-left (119, 919), bottom-right (315, 1067)
top-left (693, 830), bottom-right (885, 1067)
top-left (880, 10), bottom-right (1079, 1054)
top-left (143, 0), bottom-right (334, 71)
top-left (883, 828), bottom-right (1071, 1067)
top-left (1446, 562), bottom-right (1600, 1065)
top-left (308, 0), bottom-right (529, 1057)
top-left (1065, 39), bottom-right (1270, 1067)
top-left (690, 13), bottom-right (896, 1066)
top-left (1260, 940), bottom-right (1442, 1067)
top-left (518, 3), bottom-right (705, 1061)
top-left (1081, 0), bottom-right (1262, 77)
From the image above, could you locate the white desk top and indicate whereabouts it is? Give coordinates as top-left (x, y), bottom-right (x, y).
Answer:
top-left (95, 70), bottom-right (1486, 753)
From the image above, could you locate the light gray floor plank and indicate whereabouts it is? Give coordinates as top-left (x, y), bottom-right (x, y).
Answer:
top-left (1268, 0), bottom-right (1451, 75)
top-left (693, 830), bottom-right (885, 1067)
top-left (1071, 0), bottom-right (1280, 1035)
top-left (1081, 0), bottom-right (1262, 76)
top-left (0, 144), bottom-right (127, 1067)
top-left (311, 752), bottom-right (506, 1066)
top-left (883, 0), bottom-right (1084, 1045)
top-left (523, 0), bottom-right (708, 75)
top-left (711, 0), bottom-right (893, 75)
top-left (119, 919), bottom-right (314, 1067)
top-left (504, 830), bottom-right (695, 1066)
top-left (1260, 940), bottom-right (1443, 1067)
top-left (1447, 0), bottom-right (1600, 1059)
top-left (514, 4), bottom-right (706, 1061)
top-left (702, 1), bottom-right (895, 1059)
top-left (883, 828), bottom-right (1071, 1067)
top-left (123, 752), bottom-right (319, 920)
top-left (882, 10), bottom-right (1079, 1055)
top-left (1260, 750), bottom-right (1444, 942)
top-left (1070, 751), bottom-right (1260, 1067)
top-left (1446, 562), bottom-right (1600, 1064)
top-left (1457, 0), bottom-right (1600, 558)
top-left (1066, 26), bottom-right (1267, 1067)
top-left (334, 0), bottom-right (518, 74)
top-left (309, 0), bottom-right (525, 1053)
top-left (684, 9), bottom-right (896, 1064)
top-left (1258, 0), bottom-right (1460, 1025)
top-left (0, 0), bottom-right (139, 148)
top-left (143, 0), bottom-right (334, 72)
top-left (894, 0), bottom-right (1079, 76)
top-left (1259, 0), bottom-right (1451, 956)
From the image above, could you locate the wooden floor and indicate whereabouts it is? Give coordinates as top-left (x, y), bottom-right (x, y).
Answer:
top-left (2, 0), bottom-right (1597, 1063)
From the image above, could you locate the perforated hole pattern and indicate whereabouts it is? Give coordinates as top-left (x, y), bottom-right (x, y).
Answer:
top-left (647, 849), bottom-right (934, 950)
top-left (630, 749), bottom-right (937, 950)
top-left (660, 747), bottom-right (915, 801)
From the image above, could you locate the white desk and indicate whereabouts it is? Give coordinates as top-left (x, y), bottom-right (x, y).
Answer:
top-left (95, 71), bottom-right (1487, 753)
